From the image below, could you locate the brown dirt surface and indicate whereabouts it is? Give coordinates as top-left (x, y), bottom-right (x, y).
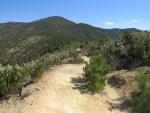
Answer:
top-left (1, 57), bottom-right (148, 113)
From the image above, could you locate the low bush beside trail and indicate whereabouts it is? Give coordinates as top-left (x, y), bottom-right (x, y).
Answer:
top-left (83, 55), bottom-right (110, 93)
top-left (0, 49), bottom-right (82, 97)
top-left (0, 65), bottom-right (27, 97)
top-left (132, 70), bottom-right (150, 113)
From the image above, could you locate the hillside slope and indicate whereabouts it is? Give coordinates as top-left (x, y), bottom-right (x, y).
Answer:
top-left (0, 16), bottom-right (139, 64)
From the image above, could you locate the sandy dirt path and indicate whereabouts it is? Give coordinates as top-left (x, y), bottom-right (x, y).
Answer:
top-left (0, 63), bottom-right (128, 113)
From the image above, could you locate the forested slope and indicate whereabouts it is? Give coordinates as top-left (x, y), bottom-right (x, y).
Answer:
top-left (0, 16), bottom-right (139, 64)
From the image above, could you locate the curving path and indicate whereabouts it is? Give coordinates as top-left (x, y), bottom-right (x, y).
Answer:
top-left (0, 62), bottom-right (128, 113)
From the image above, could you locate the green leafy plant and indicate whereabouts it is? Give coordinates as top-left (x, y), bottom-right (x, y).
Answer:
top-left (0, 65), bottom-right (26, 96)
top-left (30, 63), bottom-right (44, 82)
top-left (132, 70), bottom-right (150, 113)
top-left (83, 55), bottom-right (110, 93)
top-left (100, 32), bottom-right (150, 69)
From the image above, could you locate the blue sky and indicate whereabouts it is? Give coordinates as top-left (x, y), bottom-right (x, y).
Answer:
top-left (0, 0), bottom-right (149, 30)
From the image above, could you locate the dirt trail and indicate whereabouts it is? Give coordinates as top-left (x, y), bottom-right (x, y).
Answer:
top-left (0, 62), bottom-right (129, 113)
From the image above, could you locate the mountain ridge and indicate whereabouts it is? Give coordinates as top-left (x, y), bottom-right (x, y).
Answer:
top-left (0, 16), bottom-right (140, 31)
top-left (0, 16), bottom-right (140, 40)
top-left (0, 16), bottom-right (140, 64)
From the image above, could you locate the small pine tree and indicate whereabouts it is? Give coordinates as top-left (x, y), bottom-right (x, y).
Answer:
top-left (83, 55), bottom-right (110, 93)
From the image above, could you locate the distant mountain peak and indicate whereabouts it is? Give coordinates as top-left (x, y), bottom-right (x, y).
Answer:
top-left (47, 16), bottom-right (66, 19)
top-left (30, 16), bottom-right (76, 25)
top-left (0, 16), bottom-right (141, 64)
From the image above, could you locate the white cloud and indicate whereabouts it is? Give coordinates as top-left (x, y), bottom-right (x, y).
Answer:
top-left (104, 21), bottom-right (115, 25)
top-left (131, 19), bottom-right (139, 23)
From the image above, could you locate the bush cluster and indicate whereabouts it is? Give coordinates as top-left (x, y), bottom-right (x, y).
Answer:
top-left (83, 55), bottom-right (110, 93)
top-left (132, 70), bottom-right (150, 113)
top-left (0, 65), bottom-right (27, 96)
top-left (101, 32), bottom-right (150, 69)
top-left (0, 50), bottom-right (80, 96)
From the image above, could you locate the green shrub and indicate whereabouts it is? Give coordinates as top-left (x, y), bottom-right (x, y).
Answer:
top-left (132, 70), bottom-right (150, 113)
top-left (0, 65), bottom-right (26, 96)
top-left (100, 32), bottom-right (150, 69)
top-left (0, 50), bottom-right (79, 97)
top-left (30, 63), bottom-right (44, 82)
top-left (83, 55), bottom-right (110, 93)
